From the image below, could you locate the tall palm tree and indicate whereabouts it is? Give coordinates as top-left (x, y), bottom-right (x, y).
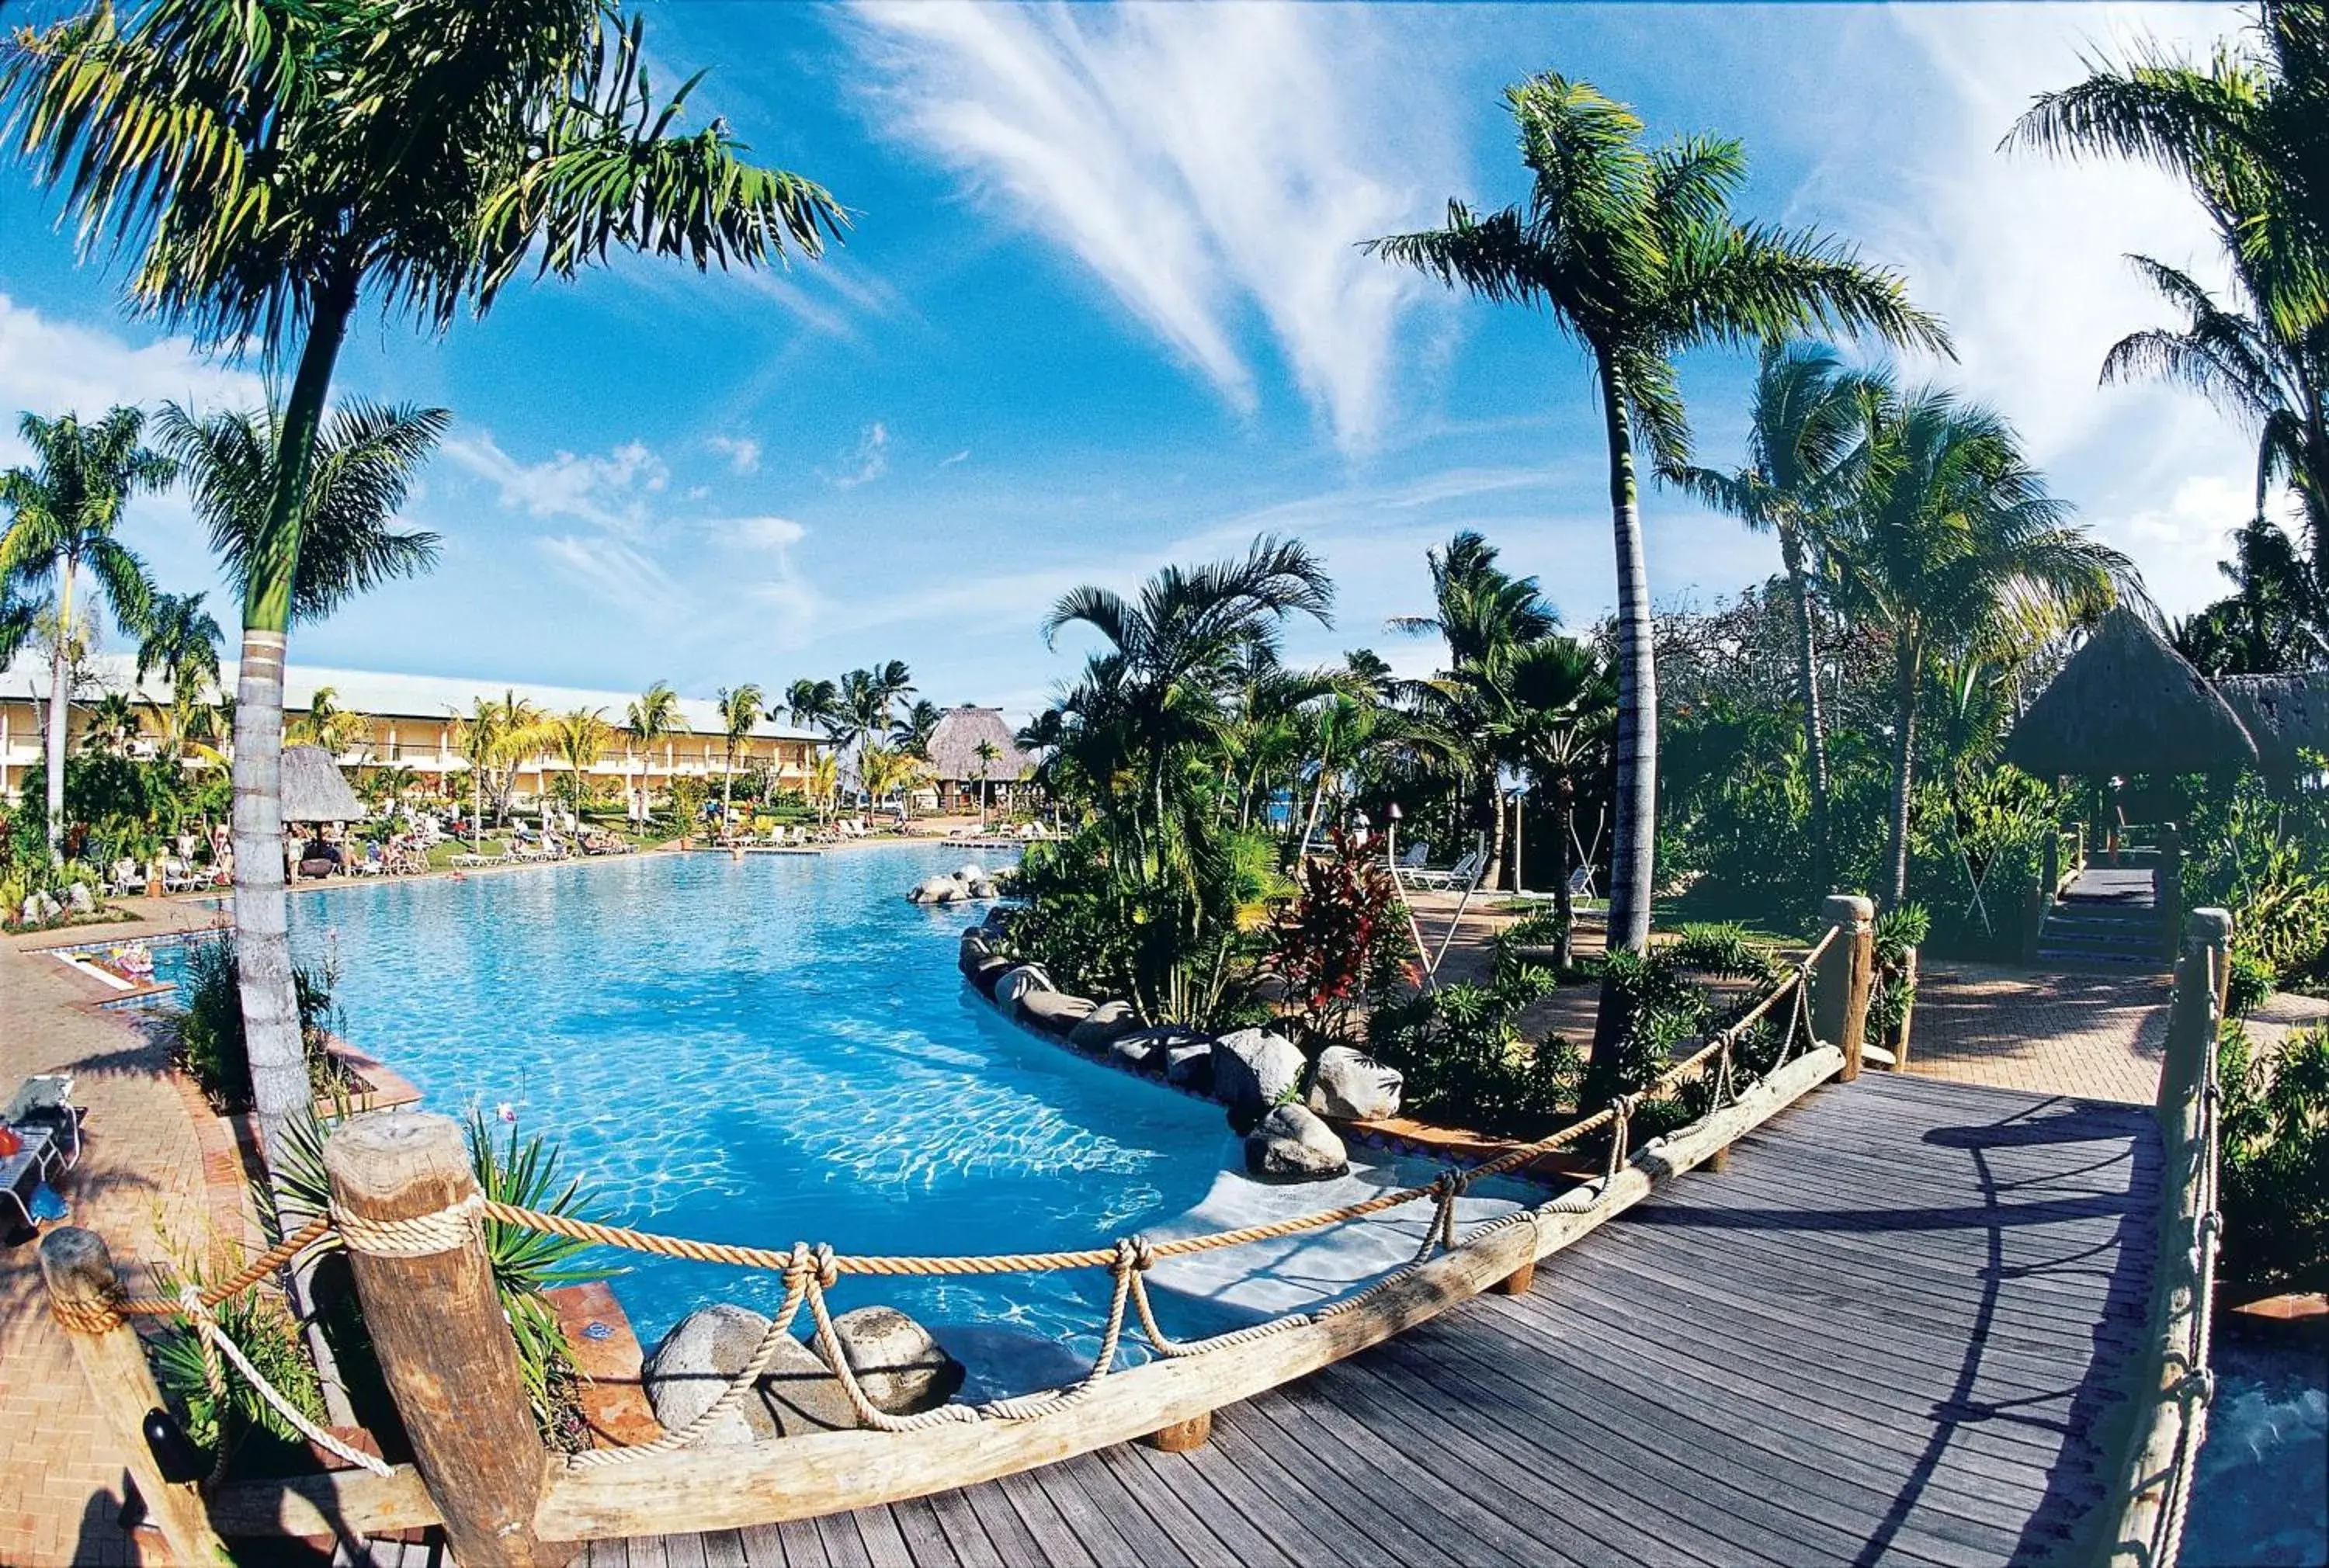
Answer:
top-left (452, 691), bottom-right (553, 847)
top-left (1668, 340), bottom-right (1873, 893)
top-left (549, 706), bottom-right (610, 814)
top-left (0, 407), bottom-right (171, 848)
top-left (1825, 387), bottom-right (2130, 906)
top-left (134, 588), bottom-right (222, 697)
top-left (1368, 73), bottom-right (1948, 956)
top-left (891, 698), bottom-right (942, 757)
top-left (624, 680), bottom-right (680, 822)
top-left (785, 676), bottom-right (844, 734)
top-left (1391, 530), bottom-right (1559, 887)
top-left (5, 0), bottom-right (844, 1188)
top-left (715, 683), bottom-right (763, 818)
top-left (973, 737), bottom-right (1001, 824)
top-left (806, 749), bottom-right (840, 827)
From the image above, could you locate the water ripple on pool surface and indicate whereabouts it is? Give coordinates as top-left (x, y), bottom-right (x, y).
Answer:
top-left (284, 847), bottom-right (1233, 1351)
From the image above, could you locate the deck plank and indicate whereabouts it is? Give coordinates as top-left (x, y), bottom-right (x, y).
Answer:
top-left (592, 1074), bottom-right (2158, 1566)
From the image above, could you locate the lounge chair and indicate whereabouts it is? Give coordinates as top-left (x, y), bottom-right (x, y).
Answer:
top-left (5, 1075), bottom-right (81, 1171)
top-left (1401, 848), bottom-right (1484, 892)
top-left (1, 1129), bottom-right (58, 1233)
top-left (110, 859), bottom-right (148, 897)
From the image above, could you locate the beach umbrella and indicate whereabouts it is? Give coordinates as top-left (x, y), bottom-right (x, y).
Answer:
top-left (2001, 608), bottom-right (2258, 778)
top-left (279, 744), bottom-right (366, 823)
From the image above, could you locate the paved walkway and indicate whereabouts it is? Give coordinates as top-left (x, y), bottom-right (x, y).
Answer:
top-left (0, 898), bottom-right (246, 1568)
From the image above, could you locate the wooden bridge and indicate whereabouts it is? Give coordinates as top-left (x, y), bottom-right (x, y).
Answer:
top-left (39, 903), bottom-right (2221, 1568)
top-left (579, 1071), bottom-right (2161, 1568)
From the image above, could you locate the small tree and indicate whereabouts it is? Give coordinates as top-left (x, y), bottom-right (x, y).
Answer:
top-left (1270, 827), bottom-right (1406, 1045)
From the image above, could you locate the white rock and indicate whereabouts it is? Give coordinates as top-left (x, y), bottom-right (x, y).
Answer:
top-left (1244, 1103), bottom-right (1349, 1180)
top-left (1066, 1000), bottom-right (1141, 1053)
top-left (994, 964), bottom-right (1056, 1015)
top-left (641, 1304), bottom-right (855, 1444)
top-left (828, 1306), bottom-right (963, 1414)
top-left (1307, 1046), bottom-right (1404, 1122)
top-left (953, 862), bottom-right (986, 884)
top-left (910, 875), bottom-right (966, 904)
top-left (1211, 1028), bottom-right (1306, 1116)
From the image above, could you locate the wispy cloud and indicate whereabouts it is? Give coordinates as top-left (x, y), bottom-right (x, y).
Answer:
top-left (828, 421), bottom-right (890, 488)
top-left (940, 449), bottom-right (971, 469)
top-left (850, 2), bottom-right (1455, 454)
top-left (447, 434), bottom-right (670, 539)
top-left (706, 435), bottom-right (762, 475)
top-left (535, 533), bottom-right (688, 621)
top-left (0, 294), bottom-right (260, 465)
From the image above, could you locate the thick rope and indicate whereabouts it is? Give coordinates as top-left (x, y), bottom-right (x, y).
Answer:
top-left (172, 1286), bottom-right (393, 1479)
top-left (332, 1194), bottom-right (484, 1258)
top-left (107, 1219), bottom-right (338, 1321)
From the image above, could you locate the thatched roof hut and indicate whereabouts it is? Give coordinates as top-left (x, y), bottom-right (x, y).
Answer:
top-left (2216, 672), bottom-right (2329, 779)
top-left (2001, 608), bottom-right (2258, 777)
top-left (923, 706), bottom-right (1033, 785)
top-left (280, 744), bottom-right (366, 821)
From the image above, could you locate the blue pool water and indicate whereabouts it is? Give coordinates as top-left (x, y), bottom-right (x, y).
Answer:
top-left (169, 847), bottom-right (1272, 1354)
top-left (2184, 1337), bottom-right (2329, 1567)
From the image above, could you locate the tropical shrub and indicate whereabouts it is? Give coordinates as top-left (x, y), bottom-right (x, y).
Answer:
top-left (1868, 903), bottom-right (1932, 1049)
top-left (1270, 828), bottom-right (1407, 1043)
top-left (2217, 1024), bottom-right (2329, 1296)
top-left (161, 938), bottom-right (346, 1111)
top-left (148, 1275), bottom-right (328, 1474)
top-left (1367, 964), bottom-right (1580, 1139)
top-left (467, 1108), bottom-right (606, 1449)
top-left (2185, 782), bottom-right (2329, 991)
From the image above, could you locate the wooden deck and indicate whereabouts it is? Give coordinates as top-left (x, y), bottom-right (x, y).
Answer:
top-left (352, 1073), bottom-right (2163, 1567)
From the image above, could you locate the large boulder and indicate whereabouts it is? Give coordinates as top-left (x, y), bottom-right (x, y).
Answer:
top-left (66, 883), bottom-right (94, 914)
top-left (1065, 1001), bottom-right (1141, 1053)
top-left (1018, 990), bottom-right (1097, 1038)
top-left (958, 930), bottom-right (996, 977)
top-left (1211, 1028), bottom-right (1306, 1117)
top-left (828, 1306), bottom-right (964, 1415)
top-left (1243, 1103), bottom-right (1349, 1181)
top-left (1164, 1041), bottom-right (1215, 1094)
top-left (1307, 1046), bottom-right (1404, 1122)
top-left (953, 863), bottom-right (987, 885)
top-left (910, 875), bottom-right (967, 905)
top-left (643, 1304), bottom-right (856, 1444)
top-left (968, 956), bottom-right (1014, 997)
top-left (993, 965), bottom-right (1056, 1015)
top-left (1105, 1024), bottom-right (1203, 1078)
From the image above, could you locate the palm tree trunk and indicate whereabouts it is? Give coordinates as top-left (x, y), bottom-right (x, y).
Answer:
top-left (43, 553), bottom-right (73, 850)
top-left (1596, 356), bottom-right (1657, 956)
top-left (233, 270), bottom-right (352, 1188)
top-left (1553, 782), bottom-right (1578, 972)
top-left (1779, 524), bottom-right (1831, 896)
top-left (1484, 787), bottom-right (1508, 893)
top-left (1884, 639), bottom-right (1921, 908)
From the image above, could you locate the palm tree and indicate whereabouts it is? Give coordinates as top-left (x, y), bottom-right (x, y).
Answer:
top-left (785, 676), bottom-right (844, 735)
top-left (715, 683), bottom-right (763, 819)
top-left (79, 690), bottom-right (144, 756)
top-left (1391, 530), bottom-right (1560, 887)
top-left (806, 749), bottom-right (840, 827)
top-left (548, 706), bottom-right (610, 815)
top-left (857, 742), bottom-right (915, 824)
top-left (837, 661), bottom-right (918, 775)
top-left (973, 737), bottom-right (1001, 824)
top-left (892, 698), bottom-right (942, 757)
top-left (0, 407), bottom-right (172, 848)
top-left (5, 0), bottom-right (844, 1188)
top-left (1505, 636), bottom-right (1617, 973)
top-left (1668, 341), bottom-right (1875, 893)
top-left (2014, 8), bottom-right (2328, 585)
top-left (624, 680), bottom-right (680, 823)
top-left (1367, 74), bottom-right (1948, 956)
top-left (134, 588), bottom-right (222, 697)
top-left (1825, 387), bottom-right (2130, 906)
top-left (288, 684), bottom-right (371, 759)
top-left (453, 692), bottom-right (553, 848)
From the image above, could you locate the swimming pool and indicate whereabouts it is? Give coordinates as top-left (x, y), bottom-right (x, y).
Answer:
top-left (185, 848), bottom-right (1353, 1362)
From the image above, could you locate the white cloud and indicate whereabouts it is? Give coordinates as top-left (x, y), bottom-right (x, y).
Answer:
top-left (535, 533), bottom-right (687, 619)
top-left (940, 449), bottom-right (971, 468)
top-left (722, 515), bottom-right (807, 551)
top-left (829, 421), bottom-right (889, 488)
top-left (446, 434), bottom-right (670, 538)
top-left (851, 2), bottom-right (1455, 453)
top-left (707, 435), bottom-right (762, 474)
top-left (0, 295), bottom-right (260, 466)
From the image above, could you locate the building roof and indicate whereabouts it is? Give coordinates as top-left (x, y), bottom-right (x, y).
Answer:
top-left (0, 652), bottom-right (828, 744)
top-left (922, 706), bottom-right (1033, 782)
top-left (281, 744), bottom-right (366, 821)
top-left (2215, 672), bottom-right (2329, 777)
top-left (2001, 608), bottom-right (2259, 777)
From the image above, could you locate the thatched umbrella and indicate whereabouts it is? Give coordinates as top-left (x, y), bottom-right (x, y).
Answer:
top-left (2216, 672), bottom-right (2329, 782)
top-left (923, 706), bottom-right (1033, 808)
top-left (279, 744), bottom-right (366, 822)
top-left (2002, 608), bottom-right (2258, 777)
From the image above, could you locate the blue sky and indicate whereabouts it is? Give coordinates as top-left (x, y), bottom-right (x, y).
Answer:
top-left (0, 3), bottom-right (2259, 722)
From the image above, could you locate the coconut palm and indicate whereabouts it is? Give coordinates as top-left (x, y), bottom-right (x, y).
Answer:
top-left (134, 589), bottom-right (222, 698)
top-left (1667, 341), bottom-right (1876, 893)
top-left (549, 706), bottom-right (611, 814)
top-left (806, 749), bottom-right (840, 827)
top-left (1825, 388), bottom-right (2130, 906)
top-left (79, 690), bottom-right (144, 756)
top-left (453, 692), bottom-right (553, 849)
top-left (5, 0), bottom-right (844, 1186)
top-left (891, 698), bottom-right (942, 757)
top-left (1367, 74), bottom-right (1948, 956)
top-left (858, 742), bottom-right (915, 823)
top-left (0, 407), bottom-right (172, 848)
top-left (287, 685), bottom-right (371, 759)
top-left (714, 683), bottom-right (763, 818)
top-left (837, 661), bottom-right (917, 772)
top-left (973, 737), bottom-right (1001, 824)
top-left (786, 677), bottom-right (844, 736)
top-left (624, 680), bottom-right (680, 822)
top-left (1505, 636), bottom-right (1617, 973)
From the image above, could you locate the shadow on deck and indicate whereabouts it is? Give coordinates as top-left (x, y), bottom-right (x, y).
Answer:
top-left (359, 1073), bottom-right (2165, 1568)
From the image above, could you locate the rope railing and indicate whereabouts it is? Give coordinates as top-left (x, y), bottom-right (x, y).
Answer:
top-left (64, 925), bottom-right (1843, 1484)
top-left (2145, 944), bottom-right (2224, 1568)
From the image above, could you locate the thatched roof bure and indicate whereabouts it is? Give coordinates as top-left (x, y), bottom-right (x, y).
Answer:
top-left (280, 744), bottom-right (366, 821)
top-left (923, 706), bottom-right (1033, 784)
top-left (2216, 672), bottom-right (2329, 779)
top-left (2001, 608), bottom-right (2258, 776)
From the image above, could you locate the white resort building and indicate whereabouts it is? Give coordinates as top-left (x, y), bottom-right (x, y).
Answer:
top-left (0, 652), bottom-right (829, 807)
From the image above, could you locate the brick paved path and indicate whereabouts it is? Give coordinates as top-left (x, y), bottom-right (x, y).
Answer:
top-left (1, 899), bottom-right (248, 1568)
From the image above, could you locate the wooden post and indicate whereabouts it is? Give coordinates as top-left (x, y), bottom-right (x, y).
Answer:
top-left (1703, 1144), bottom-right (1731, 1174)
top-left (1892, 947), bottom-right (1919, 1070)
top-left (1490, 1257), bottom-right (1537, 1293)
top-left (1142, 1411), bottom-right (1213, 1452)
top-left (38, 1227), bottom-right (231, 1566)
top-left (2157, 822), bottom-right (2184, 961)
top-left (325, 1112), bottom-right (571, 1567)
top-left (1813, 893), bottom-right (1876, 1083)
top-left (2158, 908), bottom-right (2230, 1135)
